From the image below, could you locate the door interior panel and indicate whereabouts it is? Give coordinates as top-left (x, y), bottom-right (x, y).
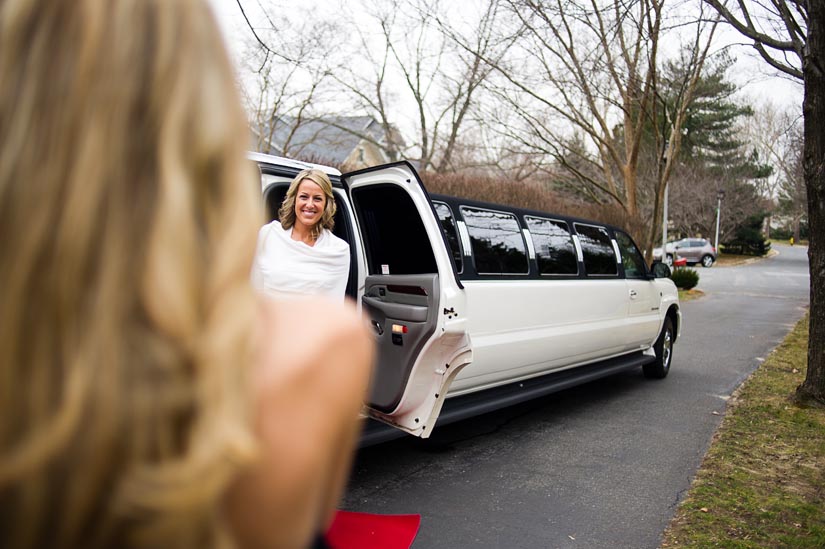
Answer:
top-left (362, 274), bottom-right (440, 412)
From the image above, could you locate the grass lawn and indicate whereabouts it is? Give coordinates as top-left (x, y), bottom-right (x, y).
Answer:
top-left (715, 253), bottom-right (755, 267)
top-left (715, 249), bottom-right (778, 267)
top-left (661, 314), bottom-right (825, 548)
top-left (678, 289), bottom-right (705, 302)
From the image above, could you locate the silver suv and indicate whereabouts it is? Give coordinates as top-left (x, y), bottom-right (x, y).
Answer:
top-left (655, 238), bottom-right (716, 267)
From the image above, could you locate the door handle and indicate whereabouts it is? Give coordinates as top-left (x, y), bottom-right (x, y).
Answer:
top-left (371, 320), bottom-right (384, 336)
top-left (629, 289), bottom-right (638, 299)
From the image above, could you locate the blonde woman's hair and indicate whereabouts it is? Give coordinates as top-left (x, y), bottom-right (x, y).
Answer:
top-left (278, 169), bottom-right (337, 240)
top-left (0, 0), bottom-right (262, 547)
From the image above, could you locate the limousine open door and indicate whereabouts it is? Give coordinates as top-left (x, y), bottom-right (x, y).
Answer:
top-left (343, 162), bottom-right (473, 438)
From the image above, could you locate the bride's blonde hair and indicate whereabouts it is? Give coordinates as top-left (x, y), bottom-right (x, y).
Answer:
top-left (0, 0), bottom-right (262, 547)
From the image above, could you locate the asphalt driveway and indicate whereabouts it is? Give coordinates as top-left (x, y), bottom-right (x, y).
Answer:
top-left (342, 244), bottom-right (811, 549)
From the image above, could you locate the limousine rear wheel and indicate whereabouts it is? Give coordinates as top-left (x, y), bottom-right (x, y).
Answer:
top-left (644, 317), bottom-right (674, 379)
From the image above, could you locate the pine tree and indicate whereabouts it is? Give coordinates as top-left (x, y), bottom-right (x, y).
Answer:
top-left (662, 52), bottom-right (771, 241)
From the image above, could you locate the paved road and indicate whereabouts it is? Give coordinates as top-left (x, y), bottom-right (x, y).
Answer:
top-left (342, 244), bottom-right (810, 549)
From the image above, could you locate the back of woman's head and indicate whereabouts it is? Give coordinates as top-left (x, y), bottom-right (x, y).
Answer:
top-left (0, 1), bottom-right (261, 547)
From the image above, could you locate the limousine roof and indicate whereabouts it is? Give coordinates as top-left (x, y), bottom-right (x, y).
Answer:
top-left (428, 191), bottom-right (626, 236)
top-left (249, 151), bottom-right (342, 177)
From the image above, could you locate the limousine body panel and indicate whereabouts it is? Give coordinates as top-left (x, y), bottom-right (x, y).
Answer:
top-left (449, 278), bottom-right (630, 393)
top-left (343, 163), bottom-right (473, 437)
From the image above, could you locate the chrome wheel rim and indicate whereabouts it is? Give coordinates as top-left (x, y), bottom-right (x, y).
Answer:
top-left (662, 329), bottom-right (672, 369)
top-left (703, 255), bottom-right (713, 267)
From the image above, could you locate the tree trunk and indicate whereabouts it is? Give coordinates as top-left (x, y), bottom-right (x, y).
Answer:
top-left (796, 1), bottom-right (825, 406)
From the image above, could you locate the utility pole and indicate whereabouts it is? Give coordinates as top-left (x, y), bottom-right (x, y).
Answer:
top-left (714, 190), bottom-right (725, 250)
top-left (662, 183), bottom-right (668, 248)
top-left (661, 140), bottom-right (669, 255)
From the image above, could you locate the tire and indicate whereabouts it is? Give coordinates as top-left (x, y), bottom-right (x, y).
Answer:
top-left (665, 253), bottom-right (674, 267)
top-left (644, 317), bottom-right (674, 379)
top-left (701, 254), bottom-right (714, 268)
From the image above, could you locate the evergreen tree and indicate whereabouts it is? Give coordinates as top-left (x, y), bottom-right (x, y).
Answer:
top-left (663, 52), bottom-right (772, 179)
top-left (663, 52), bottom-right (771, 245)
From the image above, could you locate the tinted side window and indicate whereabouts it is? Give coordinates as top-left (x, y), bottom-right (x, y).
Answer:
top-left (460, 207), bottom-right (528, 275)
top-left (615, 231), bottom-right (647, 279)
top-left (574, 223), bottom-right (617, 276)
top-left (433, 202), bottom-right (463, 273)
top-left (525, 216), bottom-right (578, 275)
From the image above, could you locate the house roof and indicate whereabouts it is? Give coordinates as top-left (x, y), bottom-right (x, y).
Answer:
top-left (256, 116), bottom-right (386, 165)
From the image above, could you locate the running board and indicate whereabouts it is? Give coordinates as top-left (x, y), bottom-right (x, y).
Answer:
top-left (359, 351), bottom-right (654, 447)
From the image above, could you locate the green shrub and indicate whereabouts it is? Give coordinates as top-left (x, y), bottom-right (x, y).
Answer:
top-left (770, 221), bottom-right (809, 241)
top-left (721, 213), bottom-right (771, 256)
top-left (671, 267), bottom-right (699, 290)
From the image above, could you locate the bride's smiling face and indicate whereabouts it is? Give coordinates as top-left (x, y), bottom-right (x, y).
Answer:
top-left (294, 179), bottom-right (326, 229)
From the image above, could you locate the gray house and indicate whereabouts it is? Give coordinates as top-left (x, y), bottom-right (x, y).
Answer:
top-left (253, 115), bottom-right (399, 170)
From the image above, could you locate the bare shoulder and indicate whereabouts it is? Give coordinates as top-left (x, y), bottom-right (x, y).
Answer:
top-left (254, 296), bottom-right (372, 402)
top-left (257, 296), bottom-right (369, 362)
top-left (228, 297), bottom-right (373, 548)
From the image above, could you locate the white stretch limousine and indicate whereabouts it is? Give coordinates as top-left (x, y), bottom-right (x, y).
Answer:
top-left (253, 153), bottom-right (681, 444)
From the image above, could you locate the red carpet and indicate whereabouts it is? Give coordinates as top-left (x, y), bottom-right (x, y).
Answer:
top-left (325, 510), bottom-right (421, 549)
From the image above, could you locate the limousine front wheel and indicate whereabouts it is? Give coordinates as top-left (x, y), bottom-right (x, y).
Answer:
top-left (644, 317), bottom-right (674, 379)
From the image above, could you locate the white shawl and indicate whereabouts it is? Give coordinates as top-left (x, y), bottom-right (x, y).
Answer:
top-left (251, 221), bottom-right (350, 300)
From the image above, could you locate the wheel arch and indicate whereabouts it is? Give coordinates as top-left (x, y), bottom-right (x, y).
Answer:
top-left (666, 304), bottom-right (680, 343)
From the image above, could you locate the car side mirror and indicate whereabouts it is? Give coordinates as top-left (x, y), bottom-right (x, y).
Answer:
top-left (651, 261), bottom-right (671, 279)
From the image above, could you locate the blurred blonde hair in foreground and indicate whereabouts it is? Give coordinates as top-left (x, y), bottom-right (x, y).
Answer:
top-left (0, 0), bottom-right (263, 547)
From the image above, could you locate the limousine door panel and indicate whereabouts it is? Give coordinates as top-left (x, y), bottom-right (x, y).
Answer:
top-left (625, 279), bottom-right (662, 347)
top-left (361, 275), bottom-right (439, 412)
top-left (343, 163), bottom-right (472, 438)
top-left (614, 230), bottom-right (663, 348)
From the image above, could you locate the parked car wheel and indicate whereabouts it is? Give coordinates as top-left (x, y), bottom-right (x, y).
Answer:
top-left (701, 254), bottom-right (714, 268)
top-left (644, 317), bottom-right (673, 379)
top-left (665, 253), bottom-right (674, 267)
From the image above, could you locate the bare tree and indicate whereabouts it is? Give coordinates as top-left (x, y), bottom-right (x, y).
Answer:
top-left (775, 116), bottom-right (807, 241)
top-left (743, 100), bottom-right (806, 236)
top-left (455, 0), bottom-right (718, 254)
top-left (333, 0), bottom-right (514, 172)
top-left (326, 1), bottom-right (406, 162)
top-left (667, 161), bottom-right (767, 240)
top-left (235, 1), bottom-right (341, 156)
top-left (704, 0), bottom-right (824, 405)
top-left (743, 100), bottom-right (791, 197)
